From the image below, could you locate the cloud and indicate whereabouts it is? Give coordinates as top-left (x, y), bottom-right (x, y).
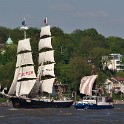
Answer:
top-left (50, 3), bottom-right (75, 12)
top-left (108, 18), bottom-right (124, 25)
top-left (74, 10), bottom-right (109, 18)
top-left (50, 2), bottom-right (109, 19)
top-left (50, 3), bottom-right (109, 20)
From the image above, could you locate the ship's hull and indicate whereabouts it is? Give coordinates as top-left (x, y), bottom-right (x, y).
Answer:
top-left (74, 103), bottom-right (114, 110)
top-left (10, 97), bottom-right (74, 108)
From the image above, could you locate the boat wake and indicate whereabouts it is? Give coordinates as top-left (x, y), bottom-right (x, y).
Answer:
top-left (8, 108), bottom-right (19, 111)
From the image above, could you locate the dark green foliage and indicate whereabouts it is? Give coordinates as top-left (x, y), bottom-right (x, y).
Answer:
top-left (68, 56), bottom-right (92, 90)
top-left (0, 45), bottom-right (17, 65)
top-left (112, 93), bottom-right (124, 100)
top-left (51, 27), bottom-right (64, 37)
top-left (0, 97), bottom-right (8, 102)
top-left (0, 26), bottom-right (124, 97)
top-left (0, 27), bottom-right (9, 44)
top-left (106, 36), bottom-right (124, 54)
top-left (0, 61), bottom-right (15, 87)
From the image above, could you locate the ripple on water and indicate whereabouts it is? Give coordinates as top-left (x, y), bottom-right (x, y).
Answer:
top-left (8, 108), bottom-right (19, 111)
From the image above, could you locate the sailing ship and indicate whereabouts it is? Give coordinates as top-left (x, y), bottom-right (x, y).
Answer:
top-left (74, 75), bottom-right (114, 109)
top-left (0, 18), bottom-right (73, 108)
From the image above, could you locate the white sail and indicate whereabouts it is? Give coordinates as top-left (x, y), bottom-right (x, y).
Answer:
top-left (39, 50), bottom-right (55, 65)
top-left (16, 52), bottom-right (34, 67)
top-left (8, 67), bottom-right (21, 94)
top-left (9, 64), bottom-right (36, 96)
top-left (8, 36), bottom-right (36, 96)
top-left (42, 63), bottom-right (55, 77)
top-left (17, 38), bottom-right (31, 53)
top-left (16, 79), bottom-right (36, 96)
top-left (39, 37), bottom-right (52, 50)
top-left (41, 78), bottom-right (55, 94)
top-left (37, 22), bottom-right (55, 95)
top-left (6, 20), bottom-right (74, 109)
top-left (40, 25), bottom-right (51, 38)
top-left (80, 75), bottom-right (98, 96)
top-left (18, 66), bottom-right (36, 80)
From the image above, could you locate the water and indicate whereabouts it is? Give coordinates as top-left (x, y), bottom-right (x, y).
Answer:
top-left (0, 104), bottom-right (124, 124)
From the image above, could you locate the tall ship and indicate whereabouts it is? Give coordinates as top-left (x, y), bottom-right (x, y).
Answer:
top-left (1, 18), bottom-right (73, 108)
top-left (74, 75), bottom-right (114, 109)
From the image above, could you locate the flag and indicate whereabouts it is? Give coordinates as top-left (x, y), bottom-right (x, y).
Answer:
top-left (44, 18), bottom-right (48, 25)
top-left (22, 18), bottom-right (26, 26)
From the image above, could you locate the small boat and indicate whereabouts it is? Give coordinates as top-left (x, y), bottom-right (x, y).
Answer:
top-left (0, 18), bottom-right (73, 108)
top-left (74, 75), bottom-right (114, 109)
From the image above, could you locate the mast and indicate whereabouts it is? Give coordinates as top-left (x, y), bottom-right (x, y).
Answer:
top-left (8, 19), bottom-right (36, 96)
top-left (37, 18), bottom-right (55, 96)
top-left (20, 18), bottom-right (28, 39)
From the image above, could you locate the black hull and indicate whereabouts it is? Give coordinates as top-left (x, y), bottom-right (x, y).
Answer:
top-left (10, 97), bottom-right (74, 109)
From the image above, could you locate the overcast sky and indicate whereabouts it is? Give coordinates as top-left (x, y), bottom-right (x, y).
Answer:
top-left (0, 0), bottom-right (124, 38)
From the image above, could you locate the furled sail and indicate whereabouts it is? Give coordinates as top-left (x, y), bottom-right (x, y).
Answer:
top-left (39, 37), bottom-right (52, 50)
top-left (41, 78), bottom-right (55, 94)
top-left (40, 25), bottom-right (51, 38)
top-left (8, 38), bottom-right (36, 96)
top-left (80, 75), bottom-right (98, 96)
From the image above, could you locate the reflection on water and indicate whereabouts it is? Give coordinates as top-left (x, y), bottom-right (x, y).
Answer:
top-left (0, 104), bottom-right (124, 124)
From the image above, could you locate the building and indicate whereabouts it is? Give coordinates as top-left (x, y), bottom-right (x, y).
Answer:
top-left (6, 36), bottom-right (13, 45)
top-left (105, 77), bottom-right (124, 94)
top-left (102, 54), bottom-right (124, 71)
top-left (0, 36), bottom-right (14, 55)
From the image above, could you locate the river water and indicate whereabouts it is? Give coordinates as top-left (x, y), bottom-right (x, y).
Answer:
top-left (0, 104), bottom-right (124, 124)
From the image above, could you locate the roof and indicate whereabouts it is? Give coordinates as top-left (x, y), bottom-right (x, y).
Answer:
top-left (114, 77), bottom-right (124, 82)
top-left (108, 77), bottom-right (124, 84)
top-left (6, 37), bottom-right (13, 45)
top-left (109, 78), bottom-right (119, 84)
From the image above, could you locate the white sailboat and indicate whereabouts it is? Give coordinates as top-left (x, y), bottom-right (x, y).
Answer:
top-left (74, 75), bottom-right (114, 109)
top-left (0, 18), bottom-right (73, 108)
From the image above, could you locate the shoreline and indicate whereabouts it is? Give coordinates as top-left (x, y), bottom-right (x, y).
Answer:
top-left (113, 100), bottom-right (124, 104)
top-left (0, 102), bottom-right (12, 107)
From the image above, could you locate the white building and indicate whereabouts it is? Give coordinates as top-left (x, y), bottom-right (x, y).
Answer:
top-left (102, 54), bottom-right (124, 71)
top-left (105, 77), bottom-right (124, 94)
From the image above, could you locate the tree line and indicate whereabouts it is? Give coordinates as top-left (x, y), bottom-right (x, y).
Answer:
top-left (0, 26), bottom-right (124, 94)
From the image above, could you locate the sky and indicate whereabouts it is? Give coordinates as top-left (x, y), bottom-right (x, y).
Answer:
top-left (0, 0), bottom-right (124, 38)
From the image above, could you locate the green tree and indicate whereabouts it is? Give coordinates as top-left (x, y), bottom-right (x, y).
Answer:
top-left (51, 27), bottom-right (64, 37)
top-left (89, 47), bottom-right (110, 69)
top-left (68, 56), bottom-right (92, 91)
top-left (0, 44), bottom-right (17, 65)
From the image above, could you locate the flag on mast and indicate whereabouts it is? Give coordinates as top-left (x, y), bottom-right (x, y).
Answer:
top-left (44, 18), bottom-right (48, 25)
top-left (20, 18), bottom-right (28, 30)
top-left (22, 18), bottom-right (26, 26)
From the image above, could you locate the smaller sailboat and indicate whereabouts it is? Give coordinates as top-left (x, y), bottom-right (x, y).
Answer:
top-left (74, 75), bottom-right (114, 109)
top-left (0, 18), bottom-right (73, 108)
